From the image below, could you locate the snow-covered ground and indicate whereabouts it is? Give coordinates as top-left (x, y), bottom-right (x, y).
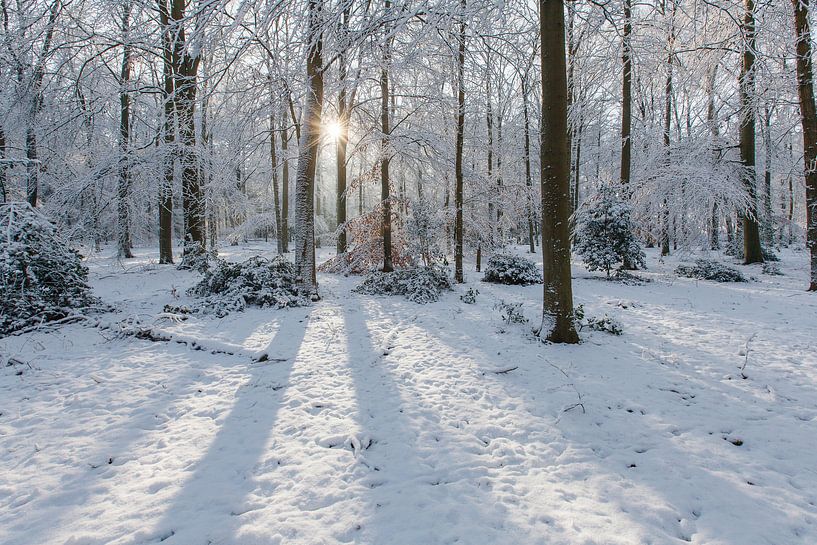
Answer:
top-left (2, 243), bottom-right (816, 545)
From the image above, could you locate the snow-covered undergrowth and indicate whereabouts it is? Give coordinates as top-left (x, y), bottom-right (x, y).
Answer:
top-left (0, 202), bottom-right (100, 335)
top-left (482, 253), bottom-right (543, 285)
top-left (353, 265), bottom-right (452, 303)
top-left (675, 258), bottom-right (747, 283)
top-left (188, 256), bottom-right (310, 316)
top-left (1, 243), bottom-right (815, 545)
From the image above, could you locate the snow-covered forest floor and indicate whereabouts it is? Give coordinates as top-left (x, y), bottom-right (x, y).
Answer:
top-left (1, 244), bottom-right (816, 545)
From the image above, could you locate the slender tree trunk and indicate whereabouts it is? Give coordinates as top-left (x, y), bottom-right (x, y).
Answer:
top-left (487, 58), bottom-right (495, 249)
top-left (707, 63), bottom-right (721, 250)
top-left (336, 5), bottom-right (350, 255)
top-left (740, 0), bottom-right (764, 264)
top-left (762, 104), bottom-right (773, 246)
top-left (792, 0), bottom-right (817, 289)
top-left (380, 0), bottom-right (393, 272)
top-left (522, 77), bottom-right (536, 254)
top-left (117, 1), bottom-right (134, 258)
top-left (158, 0), bottom-right (174, 264)
top-left (280, 110), bottom-right (290, 252)
top-left (539, 0), bottom-right (578, 344)
top-left (293, 0), bottom-right (323, 296)
top-left (0, 126), bottom-right (6, 202)
top-left (270, 106), bottom-right (283, 255)
top-left (454, 0), bottom-right (466, 283)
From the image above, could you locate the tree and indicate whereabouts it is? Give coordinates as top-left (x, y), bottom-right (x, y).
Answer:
top-left (538, 0), bottom-right (578, 344)
top-left (739, 0), bottom-right (763, 264)
top-left (575, 186), bottom-right (646, 277)
top-left (454, 0), bottom-right (466, 284)
top-left (117, 0), bottom-right (134, 259)
top-left (791, 0), bottom-right (817, 290)
top-left (293, 0), bottom-right (324, 297)
top-left (380, 0), bottom-right (394, 272)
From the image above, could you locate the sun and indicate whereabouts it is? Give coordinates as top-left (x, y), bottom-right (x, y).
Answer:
top-left (326, 121), bottom-right (343, 139)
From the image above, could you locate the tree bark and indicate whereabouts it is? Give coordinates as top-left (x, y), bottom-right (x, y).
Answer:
top-left (281, 109), bottom-right (290, 253)
top-left (454, 0), bottom-right (466, 283)
top-left (620, 0), bottom-right (632, 188)
top-left (740, 0), bottom-right (764, 264)
top-left (158, 0), bottom-right (174, 264)
top-left (335, 5), bottom-right (350, 255)
top-left (522, 75), bottom-right (536, 254)
top-left (293, 0), bottom-right (323, 296)
top-left (117, 1), bottom-right (134, 259)
top-left (270, 105), bottom-right (283, 255)
top-left (538, 0), bottom-right (578, 344)
top-left (792, 0), bottom-right (817, 290)
top-left (380, 0), bottom-right (393, 272)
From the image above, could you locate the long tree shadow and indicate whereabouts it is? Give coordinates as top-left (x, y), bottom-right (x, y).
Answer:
top-left (403, 294), bottom-right (814, 543)
top-left (1, 335), bottom-right (238, 545)
top-left (340, 300), bottom-right (532, 545)
top-left (134, 310), bottom-right (310, 545)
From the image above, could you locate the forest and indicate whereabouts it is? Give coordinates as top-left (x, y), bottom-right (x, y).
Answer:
top-left (1, 0), bottom-right (816, 543)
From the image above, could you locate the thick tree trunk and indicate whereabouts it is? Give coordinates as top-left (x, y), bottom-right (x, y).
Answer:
top-left (172, 0), bottom-right (204, 255)
top-left (538, 0), bottom-right (578, 344)
top-left (740, 0), bottom-right (764, 264)
top-left (293, 0), bottom-right (323, 296)
top-left (454, 0), bottom-right (466, 283)
top-left (117, 1), bottom-right (134, 259)
top-left (792, 0), bottom-right (817, 290)
top-left (620, 0), bottom-right (632, 188)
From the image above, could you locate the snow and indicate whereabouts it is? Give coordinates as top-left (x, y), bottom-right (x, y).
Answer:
top-left (1, 243), bottom-right (816, 545)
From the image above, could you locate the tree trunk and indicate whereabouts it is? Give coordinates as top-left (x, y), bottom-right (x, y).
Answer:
top-left (707, 63), bottom-right (721, 250)
top-left (620, 0), bottom-right (632, 188)
top-left (454, 0), bottom-right (466, 283)
top-left (117, 1), bottom-right (134, 259)
top-left (538, 0), bottom-right (578, 344)
top-left (158, 0), bottom-right (174, 264)
top-left (172, 0), bottom-right (204, 255)
top-left (281, 109), bottom-right (290, 253)
top-left (380, 0), bottom-right (394, 272)
top-left (336, 5), bottom-right (350, 255)
top-left (522, 76), bottom-right (536, 254)
top-left (792, 0), bottom-right (817, 289)
top-left (270, 106), bottom-right (283, 255)
top-left (740, 0), bottom-right (764, 264)
top-left (293, 0), bottom-right (323, 296)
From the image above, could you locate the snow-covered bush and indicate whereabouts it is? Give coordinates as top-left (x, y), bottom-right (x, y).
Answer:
top-left (762, 262), bottom-right (782, 276)
top-left (574, 304), bottom-right (622, 335)
top-left (353, 266), bottom-right (452, 303)
top-left (482, 254), bottom-right (543, 285)
top-left (574, 186), bottom-right (645, 276)
top-left (189, 256), bottom-right (310, 316)
top-left (675, 259), bottom-right (747, 283)
top-left (177, 242), bottom-right (218, 272)
top-left (494, 300), bottom-right (527, 324)
top-left (460, 287), bottom-right (479, 304)
top-left (0, 202), bottom-right (99, 334)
